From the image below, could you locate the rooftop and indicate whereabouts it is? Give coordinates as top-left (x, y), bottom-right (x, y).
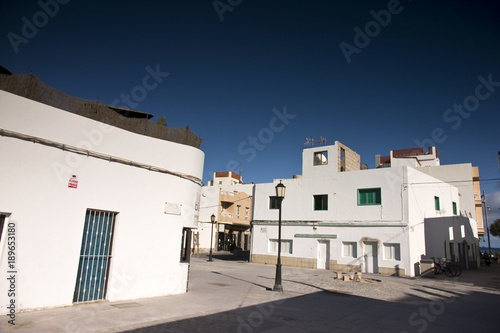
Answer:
top-left (0, 71), bottom-right (202, 148)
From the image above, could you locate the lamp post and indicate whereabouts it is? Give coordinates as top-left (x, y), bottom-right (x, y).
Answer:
top-left (482, 192), bottom-right (492, 255)
top-left (273, 181), bottom-right (286, 292)
top-left (208, 214), bottom-right (215, 262)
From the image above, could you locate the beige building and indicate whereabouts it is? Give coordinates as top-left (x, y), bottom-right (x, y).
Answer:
top-left (197, 172), bottom-right (254, 253)
top-left (218, 186), bottom-right (253, 250)
top-left (472, 167), bottom-right (484, 237)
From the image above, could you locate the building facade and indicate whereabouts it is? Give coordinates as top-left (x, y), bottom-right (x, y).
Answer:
top-left (197, 172), bottom-right (253, 254)
top-left (251, 142), bottom-right (480, 277)
top-left (0, 77), bottom-right (204, 314)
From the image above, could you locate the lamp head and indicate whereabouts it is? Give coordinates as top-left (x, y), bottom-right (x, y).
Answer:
top-left (275, 181), bottom-right (286, 199)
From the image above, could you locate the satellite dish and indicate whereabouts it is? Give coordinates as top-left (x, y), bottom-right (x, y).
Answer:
top-left (361, 163), bottom-right (368, 170)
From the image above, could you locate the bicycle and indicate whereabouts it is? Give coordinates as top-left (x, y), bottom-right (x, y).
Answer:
top-left (431, 257), bottom-right (462, 277)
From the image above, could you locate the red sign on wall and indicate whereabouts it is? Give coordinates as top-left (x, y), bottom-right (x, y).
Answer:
top-left (68, 175), bottom-right (78, 189)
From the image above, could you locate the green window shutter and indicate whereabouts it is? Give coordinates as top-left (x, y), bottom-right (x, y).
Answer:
top-left (313, 195), bottom-right (328, 210)
top-left (358, 188), bottom-right (381, 205)
top-left (453, 202), bottom-right (457, 215)
top-left (269, 197), bottom-right (278, 209)
top-left (434, 196), bottom-right (440, 211)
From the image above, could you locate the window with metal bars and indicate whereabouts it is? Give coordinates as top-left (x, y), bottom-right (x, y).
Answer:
top-left (73, 209), bottom-right (117, 303)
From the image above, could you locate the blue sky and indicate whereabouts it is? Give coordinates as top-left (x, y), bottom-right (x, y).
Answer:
top-left (1, 0), bottom-right (500, 244)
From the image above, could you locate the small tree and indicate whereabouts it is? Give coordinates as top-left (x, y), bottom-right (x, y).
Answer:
top-left (490, 219), bottom-right (500, 237)
top-left (156, 116), bottom-right (167, 126)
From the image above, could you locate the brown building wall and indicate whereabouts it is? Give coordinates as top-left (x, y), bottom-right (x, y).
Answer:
top-left (337, 141), bottom-right (360, 172)
top-left (218, 189), bottom-right (253, 227)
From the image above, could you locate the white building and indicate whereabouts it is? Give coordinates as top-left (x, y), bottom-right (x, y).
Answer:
top-left (0, 73), bottom-right (204, 314)
top-left (251, 142), bottom-right (480, 277)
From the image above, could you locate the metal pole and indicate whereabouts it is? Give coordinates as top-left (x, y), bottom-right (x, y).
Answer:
top-left (482, 191), bottom-right (492, 255)
top-left (208, 220), bottom-right (214, 262)
top-left (273, 197), bottom-right (283, 292)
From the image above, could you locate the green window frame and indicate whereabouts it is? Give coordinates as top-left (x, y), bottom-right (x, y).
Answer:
top-left (313, 195), bottom-right (328, 211)
top-left (357, 188), bottom-right (381, 206)
top-left (452, 201), bottom-right (457, 215)
top-left (434, 196), bottom-right (440, 211)
top-left (269, 196), bottom-right (279, 210)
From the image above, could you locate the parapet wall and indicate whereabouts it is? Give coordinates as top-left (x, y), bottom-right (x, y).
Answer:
top-left (0, 73), bottom-right (202, 148)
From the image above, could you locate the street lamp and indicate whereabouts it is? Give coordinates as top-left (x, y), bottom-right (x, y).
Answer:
top-left (482, 192), bottom-right (491, 255)
top-left (208, 214), bottom-right (215, 262)
top-left (273, 181), bottom-right (286, 292)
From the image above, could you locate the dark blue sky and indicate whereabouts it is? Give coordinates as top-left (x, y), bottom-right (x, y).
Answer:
top-left (1, 1), bottom-right (499, 199)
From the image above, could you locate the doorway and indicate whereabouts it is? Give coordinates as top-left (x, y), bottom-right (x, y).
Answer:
top-left (364, 241), bottom-right (378, 273)
top-left (317, 240), bottom-right (330, 269)
top-left (73, 209), bottom-right (117, 303)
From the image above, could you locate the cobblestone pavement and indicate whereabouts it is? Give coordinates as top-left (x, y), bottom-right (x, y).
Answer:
top-left (3, 253), bottom-right (500, 332)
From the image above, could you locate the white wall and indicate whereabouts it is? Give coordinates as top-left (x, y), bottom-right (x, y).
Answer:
top-left (254, 167), bottom-right (406, 223)
top-left (405, 167), bottom-right (461, 274)
top-left (197, 186), bottom-right (219, 250)
top-left (423, 216), bottom-right (480, 268)
top-left (417, 164), bottom-right (476, 219)
top-left (252, 157), bottom-right (467, 276)
top-left (252, 223), bottom-right (410, 271)
top-left (0, 91), bottom-right (204, 313)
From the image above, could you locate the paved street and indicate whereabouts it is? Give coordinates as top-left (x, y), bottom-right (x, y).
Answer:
top-left (3, 253), bottom-right (500, 332)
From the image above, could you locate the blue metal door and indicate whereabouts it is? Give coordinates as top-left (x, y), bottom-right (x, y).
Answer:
top-left (73, 210), bottom-right (116, 303)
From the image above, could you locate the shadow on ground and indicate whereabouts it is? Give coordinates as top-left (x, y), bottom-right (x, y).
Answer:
top-left (121, 288), bottom-right (500, 333)
top-left (197, 251), bottom-right (250, 262)
top-left (430, 263), bottom-right (500, 291)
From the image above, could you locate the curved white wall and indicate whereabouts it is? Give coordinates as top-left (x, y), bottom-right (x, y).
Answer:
top-left (0, 91), bottom-right (204, 313)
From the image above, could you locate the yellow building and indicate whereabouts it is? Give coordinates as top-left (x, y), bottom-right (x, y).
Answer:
top-left (473, 167), bottom-right (484, 237)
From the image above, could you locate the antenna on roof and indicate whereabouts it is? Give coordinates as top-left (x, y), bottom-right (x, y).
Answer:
top-left (318, 137), bottom-right (327, 146)
top-left (304, 137), bottom-right (314, 148)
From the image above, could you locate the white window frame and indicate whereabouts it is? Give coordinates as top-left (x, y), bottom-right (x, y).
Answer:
top-left (384, 243), bottom-right (401, 261)
top-left (342, 241), bottom-right (357, 258)
top-left (268, 239), bottom-right (293, 254)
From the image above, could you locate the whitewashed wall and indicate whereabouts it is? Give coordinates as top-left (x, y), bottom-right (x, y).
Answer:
top-left (404, 167), bottom-right (460, 274)
top-left (417, 164), bottom-right (476, 219)
top-left (254, 167), bottom-right (406, 223)
top-left (252, 150), bottom-right (466, 277)
top-left (0, 91), bottom-right (204, 313)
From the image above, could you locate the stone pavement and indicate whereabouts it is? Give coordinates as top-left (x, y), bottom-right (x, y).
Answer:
top-left (2, 253), bottom-right (500, 332)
